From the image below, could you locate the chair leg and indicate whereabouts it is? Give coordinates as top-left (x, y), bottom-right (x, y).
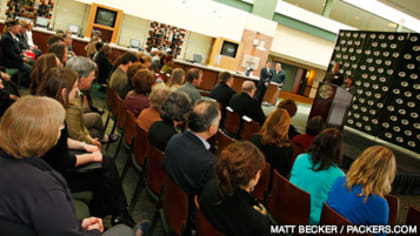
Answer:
top-left (112, 136), bottom-right (123, 160)
top-left (104, 113), bottom-right (110, 132)
top-left (129, 178), bottom-right (144, 211)
top-left (120, 158), bottom-right (131, 182)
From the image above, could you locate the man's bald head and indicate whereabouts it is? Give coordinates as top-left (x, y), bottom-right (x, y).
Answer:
top-left (242, 81), bottom-right (256, 93)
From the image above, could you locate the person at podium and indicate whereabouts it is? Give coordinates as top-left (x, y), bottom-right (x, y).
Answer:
top-left (272, 63), bottom-right (286, 88)
top-left (324, 62), bottom-right (344, 86)
top-left (256, 61), bottom-right (274, 104)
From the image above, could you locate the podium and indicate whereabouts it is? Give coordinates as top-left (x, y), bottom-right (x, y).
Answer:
top-left (309, 82), bottom-right (353, 129)
top-left (263, 82), bottom-right (282, 106)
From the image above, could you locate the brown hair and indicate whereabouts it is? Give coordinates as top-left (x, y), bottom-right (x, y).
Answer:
top-left (30, 53), bottom-right (59, 95)
top-left (277, 99), bottom-right (297, 117)
top-left (346, 146), bottom-right (396, 201)
top-left (132, 69), bottom-right (155, 94)
top-left (217, 141), bottom-right (265, 196)
top-left (219, 71), bottom-right (232, 83)
top-left (308, 128), bottom-right (343, 171)
top-left (167, 68), bottom-right (185, 88)
top-left (127, 63), bottom-right (145, 82)
top-left (186, 68), bottom-right (202, 83)
top-left (259, 108), bottom-right (291, 147)
top-left (47, 34), bottom-right (64, 47)
top-left (0, 96), bottom-right (65, 158)
top-left (306, 116), bottom-right (326, 136)
top-left (36, 67), bottom-right (78, 107)
top-left (48, 42), bottom-right (67, 63)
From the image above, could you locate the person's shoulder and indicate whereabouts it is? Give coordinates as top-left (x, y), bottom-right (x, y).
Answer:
top-left (249, 133), bottom-right (262, 145)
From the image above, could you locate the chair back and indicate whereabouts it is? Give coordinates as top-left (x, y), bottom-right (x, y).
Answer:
top-left (134, 124), bottom-right (148, 166)
top-left (162, 174), bottom-right (189, 236)
top-left (268, 170), bottom-right (310, 224)
top-left (106, 86), bottom-right (114, 109)
top-left (252, 162), bottom-right (271, 202)
top-left (116, 95), bottom-right (126, 129)
top-left (224, 107), bottom-right (241, 137)
top-left (216, 130), bottom-right (235, 157)
top-left (146, 144), bottom-right (165, 196)
top-left (318, 203), bottom-right (358, 236)
top-left (406, 206), bottom-right (420, 226)
top-left (385, 194), bottom-right (400, 225)
top-left (194, 196), bottom-right (224, 236)
top-left (290, 143), bottom-right (305, 172)
top-left (110, 89), bottom-right (119, 117)
top-left (240, 116), bottom-right (260, 140)
top-left (123, 110), bottom-right (137, 145)
top-left (0, 218), bottom-right (36, 236)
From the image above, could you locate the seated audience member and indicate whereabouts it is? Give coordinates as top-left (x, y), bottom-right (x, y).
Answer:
top-left (148, 91), bottom-right (192, 151)
top-left (137, 86), bottom-right (171, 132)
top-left (0, 96), bottom-right (135, 235)
top-left (327, 146), bottom-right (396, 228)
top-left (63, 30), bottom-right (75, 56)
top-left (151, 48), bottom-right (161, 72)
top-left (124, 69), bottom-right (155, 117)
top-left (47, 34), bottom-right (65, 48)
top-left (48, 42), bottom-right (68, 64)
top-left (120, 63), bottom-right (145, 99)
top-left (277, 99), bottom-right (300, 139)
top-left (65, 57), bottom-right (118, 145)
top-left (199, 141), bottom-right (270, 236)
top-left (140, 54), bottom-right (152, 69)
top-left (161, 54), bottom-right (174, 74)
top-left (250, 108), bottom-right (293, 177)
top-left (37, 68), bottom-right (133, 226)
top-left (85, 36), bottom-right (101, 58)
top-left (0, 78), bottom-right (18, 117)
top-left (163, 99), bottom-right (220, 195)
top-left (229, 81), bottom-right (266, 124)
top-left (17, 21), bottom-right (31, 51)
top-left (0, 20), bottom-right (32, 87)
top-left (210, 71), bottom-right (236, 110)
top-left (22, 20), bottom-right (42, 57)
top-left (290, 128), bottom-right (345, 224)
top-left (109, 52), bottom-right (138, 95)
top-left (30, 53), bottom-right (62, 94)
top-left (167, 68), bottom-right (185, 89)
top-left (177, 68), bottom-right (202, 104)
top-left (95, 44), bottom-right (113, 86)
top-left (292, 116), bottom-right (325, 150)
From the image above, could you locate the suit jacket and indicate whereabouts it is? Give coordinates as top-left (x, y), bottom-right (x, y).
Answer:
top-left (259, 67), bottom-right (273, 85)
top-left (66, 93), bottom-right (91, 143)
top-left (17, 33), bottom-right (30, 50)
top-left (0, 32), bottom-right (23, 68)
top-left (209, 82), bottom-right (236, 109)
top-left (229, 92), bottom-right (266, 124)
top-left (272, 69), bottom-right (286, 84)
top-left (95, 51), bottom-right (113, 85)
top-left (163, 131), bottom-right (216, 195)
top-left (177, 82), bottom-right (201, 105)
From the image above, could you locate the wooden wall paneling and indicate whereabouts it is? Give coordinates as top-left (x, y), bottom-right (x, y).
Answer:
top-left (32, 31), bottom-right (50, 53)
top-left (199, 69), bottom-right (218, 91)
top-left (232, 76), bottom-right (247, 93)
top-left (72, 39), bottom-right (88, 56)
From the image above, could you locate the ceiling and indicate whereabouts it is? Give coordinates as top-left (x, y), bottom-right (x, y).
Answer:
top-left (282, 0), bottom-right (417, 32)
top-left (379, 0), bottom-right (420, 20)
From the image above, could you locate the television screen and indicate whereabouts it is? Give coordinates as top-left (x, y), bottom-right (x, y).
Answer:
top-left (221, 41), bottom-right (238, 58)
top-left (94, 7), bottom-right (117, 28)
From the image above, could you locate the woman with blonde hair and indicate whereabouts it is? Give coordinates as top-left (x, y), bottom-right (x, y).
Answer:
top-left (199, 141), bottom-right (270, 236)
top-left (249, 108), bottom-right (293, 177)
top-left (0, 96), bottom-right (106, 235)
top-left (166, 68), bottom-right (185, 89)
top-left (327, 146), bottom-right (396, 225)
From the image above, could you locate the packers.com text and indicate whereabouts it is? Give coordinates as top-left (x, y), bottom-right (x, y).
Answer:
top-left (270, 224), bottom-right (418, 234)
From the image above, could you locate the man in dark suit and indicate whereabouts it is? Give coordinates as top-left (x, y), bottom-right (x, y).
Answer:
top-left (0, 20), bottom-right (32, 87)
top-left (256, 61), bottom-right (273, 104)
top-left (163, 99), bottom-right (220, 196)
top-left (229, 81), bottom-right (266, 125)
top-left (324, 62), bottom-right (344, 86)
top-left (210, 71), bottom-right (236, 126)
